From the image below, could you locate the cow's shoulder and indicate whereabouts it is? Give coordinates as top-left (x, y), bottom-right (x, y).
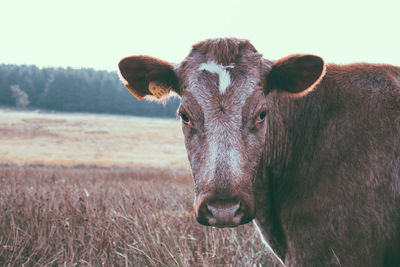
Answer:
top-left (325, 63), bottom-right (400, 92)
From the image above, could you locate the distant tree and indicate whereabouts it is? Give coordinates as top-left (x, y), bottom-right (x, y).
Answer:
top-left (0, 65), bottom-right (15, 106)
top-left (10, 84), bottom-right (30, 108)
top-left (0, 63), bottom-right (179, 117)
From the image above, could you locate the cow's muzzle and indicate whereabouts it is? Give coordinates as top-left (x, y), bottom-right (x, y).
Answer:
top-left (195, 194), bottom-right (255, 227)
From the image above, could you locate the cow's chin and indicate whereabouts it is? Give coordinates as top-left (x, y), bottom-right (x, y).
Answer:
top-left (197, 214), bottom-right (255, 228)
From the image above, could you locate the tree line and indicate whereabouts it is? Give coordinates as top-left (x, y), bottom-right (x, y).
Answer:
top-left (0, 64), bottom-right (180, 118)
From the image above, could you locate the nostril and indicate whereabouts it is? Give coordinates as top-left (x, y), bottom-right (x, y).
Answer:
top-left (196, 201), bottom-right (214, 226)
top-left (201, 202), bottom-right (213, 217)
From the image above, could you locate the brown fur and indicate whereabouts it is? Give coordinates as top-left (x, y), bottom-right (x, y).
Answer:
top-left (118, 38), bottom-right (400, 267)
top-left (192, 38), bottom-right (257, 66)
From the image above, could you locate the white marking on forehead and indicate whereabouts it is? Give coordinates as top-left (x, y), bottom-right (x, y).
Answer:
top-left (198, 61), bottom-right (233, 94)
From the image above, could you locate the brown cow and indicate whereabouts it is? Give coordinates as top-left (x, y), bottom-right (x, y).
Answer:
top-left (118, 38), bottom-right (400, 266)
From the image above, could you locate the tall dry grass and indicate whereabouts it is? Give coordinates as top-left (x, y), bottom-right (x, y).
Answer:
top-left (0, 164), bottom-right (277, 266)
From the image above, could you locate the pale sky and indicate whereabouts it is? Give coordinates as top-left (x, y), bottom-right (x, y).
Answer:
top-left (1, 0), bottom-right (399, 71)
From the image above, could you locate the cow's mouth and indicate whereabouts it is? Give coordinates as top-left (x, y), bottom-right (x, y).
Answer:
top-left (197, 215), bottom-right (255, 228)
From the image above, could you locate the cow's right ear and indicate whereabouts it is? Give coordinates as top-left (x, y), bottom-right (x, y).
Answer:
top-left (118, 56), bottom-right (180, 100)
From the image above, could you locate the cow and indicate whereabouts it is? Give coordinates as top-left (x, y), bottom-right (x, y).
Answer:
top-left (118, 38), bottom-right (400, 266)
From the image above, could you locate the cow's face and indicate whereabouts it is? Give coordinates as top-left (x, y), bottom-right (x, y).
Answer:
top-left (176, 41), bottom-right (268, 227)
top-left (118, 38), bottom-right (326, 228)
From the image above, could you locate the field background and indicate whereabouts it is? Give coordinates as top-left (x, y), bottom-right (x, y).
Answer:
top-left (0, 109), bottom-right (276, 266)
top-left (0, 108), bottom-right (188, 169)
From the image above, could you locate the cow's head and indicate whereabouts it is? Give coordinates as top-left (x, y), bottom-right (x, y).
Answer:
top-left (119, 38), bottom-right (326, 227)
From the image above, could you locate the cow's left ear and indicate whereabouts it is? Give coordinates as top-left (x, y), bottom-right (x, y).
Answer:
top-left (118, 56), bottom-right (180, 101)
top-left (266, 54), bottom-right (326, 97)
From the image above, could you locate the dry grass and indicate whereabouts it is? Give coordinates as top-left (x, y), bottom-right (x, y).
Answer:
top-left (0, 109), bottom-right (188, 169)
top-left (0, 164), bottom-right (276, 266)
top-left (0, 109), bottom-right (278, 266)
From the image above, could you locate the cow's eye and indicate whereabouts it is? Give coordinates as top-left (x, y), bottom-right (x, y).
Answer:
top-left (257, 110), bottom-right (268, 123)
top-left (179, 112), bottom-right (191, 125)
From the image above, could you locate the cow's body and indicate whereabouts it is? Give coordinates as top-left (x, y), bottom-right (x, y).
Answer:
top-left (118, 38), bottom-right (400, 266)
top-left (254, 63), bottom-right (400, 266)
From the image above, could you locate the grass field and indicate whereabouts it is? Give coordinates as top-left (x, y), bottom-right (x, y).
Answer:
top-left (0, 109), bottom-right (276, 266)
top-left (0, 108), bottom-right (188, 169)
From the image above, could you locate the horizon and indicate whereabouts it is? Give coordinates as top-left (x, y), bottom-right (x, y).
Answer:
top-left (1, 0), bottom-right (400, 72)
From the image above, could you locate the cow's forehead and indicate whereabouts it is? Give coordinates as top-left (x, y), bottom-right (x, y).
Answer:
top-left (181, 61), bottom-right (263, 117)
top-left (186, 64), bottom-right (259, 106)
top-left (179, 39), bottom-right (266, 98)
top-left (177, 38), bottom-right (269, 121)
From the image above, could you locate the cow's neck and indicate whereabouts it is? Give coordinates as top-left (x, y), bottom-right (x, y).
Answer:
top-left (268, 84), bottom-right (325, 199)
top-left (255, 84), bottom-right (326, 263)
top-left (254, 154), bottom-right (288, 262)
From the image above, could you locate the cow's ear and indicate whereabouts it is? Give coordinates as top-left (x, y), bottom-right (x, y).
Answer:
top-left (266, 54), bottom-right (326, 97)
top-left (118, 56), bottom-right (180, 101)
